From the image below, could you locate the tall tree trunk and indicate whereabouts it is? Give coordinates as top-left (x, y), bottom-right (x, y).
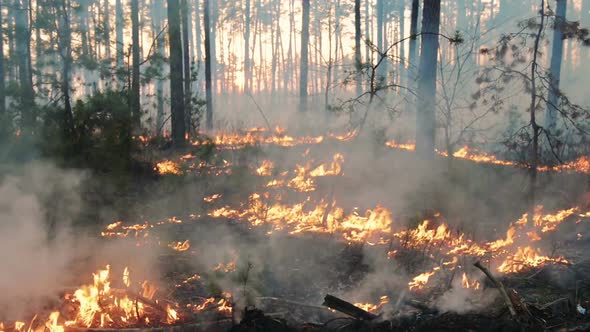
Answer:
top-left (7, 3), bottom-right (16, 82)
top-left (194, 0), bottom-right (203, 95)
top-left (104, 0), bottom-right (111, 62)
top-left (210, 0), bottom-right (217, 96)
top-left (115, 0), bottom-right (124, 79)
top-left (545, 0), bottom-right (566, 134)
top-left (204, 0), bottom-right (213, 129)
top-left (415, 0), bottom-right (441, 157)
top-left (299, 0), bottom-right (310, 112)
top-left (529, 0), bottom-right (546, 218)
top-left (153, 0), bottom-right (165, 135)
top-left (58, 0), bottom-right (74, 137)
top-left (182, 0), bottom-right (191, 134)
top-left (398, 1), bottom-right (406, 88)
top-left (131, 0), bottom-right (140, 126)
top-left (376, 0), bottom-right (385, 81)
top-left (15, 0), bottom-right (35, 133)
top-left (244, 0), bottom-right (251, 93)
top-left (80, 0), bottom-right (90, 57)
top-left (0, 1), bottom-right (5, 117)
top-left (168, 0), bottom-right (186, 144)
top-left (408, 0), bottom-right (419, 85)
top-left (354, 0), bottom-right (362, 97)
top-left (364, 0), bottom-right (370, 64)
top-left (35, 0), bottom-right (41, 82)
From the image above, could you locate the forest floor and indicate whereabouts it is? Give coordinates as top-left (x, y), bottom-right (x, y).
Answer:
top-left (8, 129), bottom-right (590, 331)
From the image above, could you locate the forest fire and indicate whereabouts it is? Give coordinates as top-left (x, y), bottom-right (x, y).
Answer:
top-left (0, 266), bottom-right (182, 332)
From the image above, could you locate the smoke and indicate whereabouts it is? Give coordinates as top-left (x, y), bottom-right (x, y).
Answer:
top-left (0, 162), bottom-right (85, 318)
top-left (0, 162), bottom-right (162, 320)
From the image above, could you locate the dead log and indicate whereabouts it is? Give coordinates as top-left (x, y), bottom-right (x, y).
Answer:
top-left (473, 261), bottom-right (517, 318)
top-left (322, 294), bottom-right (377, 321)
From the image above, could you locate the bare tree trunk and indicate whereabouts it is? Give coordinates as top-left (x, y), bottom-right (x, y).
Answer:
top-left (398, 1), bottom-right (405, 88)
top-left (408, 0), bottom-right (419, 86)
top-left (299, 0), bottom-right (310, 112)
top-left (364, 0), bottom-right (370, 64)
top-left (116, 0), bottom-right (124, 82)
top-left (153, 0), bottom-right (165, 135)
top-left (0, 1), bottom-right (5, 117)
top-left (58, 0), bottom-right (74, 136)
top-left (15, 0), bottom-right (35, 133)
top-left (545, 0), bottom-right (566, 134)
top-left (354, 0), bottom-right (362, 97)
top-left (182, 0), bottom-right (191, 133)
top-left (131, 0), bottom-right (140, 126)
top-left (529, 0), bottom-right (546, 215)
top-left (168, 0), bottom-right (186, 144)
top-left (204, 0), bottom-right (213, 129)
top-left (104, 0), bottom-right (111, 62)
top-left (244, 0), bottom-right (251, 93)
top-left (376, 0), bottom-right (385, 81)
top-left (415, 0), bottom-right (441, 157)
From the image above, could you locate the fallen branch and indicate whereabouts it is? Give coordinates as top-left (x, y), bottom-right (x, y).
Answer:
top-left (473, 261), bottom-right (517, 318)
top-left (322, 294), bottom-right (377, 321)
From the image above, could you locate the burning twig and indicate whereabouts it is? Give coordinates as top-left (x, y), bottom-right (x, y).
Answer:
top-left (473, 261), bottom-right (517, 318)
top-left (322, 294), bottom-right (377, 321)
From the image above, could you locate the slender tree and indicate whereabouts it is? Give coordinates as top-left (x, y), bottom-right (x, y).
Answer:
top-left (57, 0), bottom-right (74, 136)
top-left (545, 0), bottom-right (566, 133)
top-left (244, 0), bottom-right (251, 93)
top-left (181, 0), bottom-right (191, 132)
top-left (204, 0), bottom-right (213, 129)
top-left (115, 0), bottom-right (124, 77)
top-left (168, 0), bottom-right (187, 144)
top-left (299, 0), bottom-right (310, 112)
top-left (415, 0), bottom-right (441, 156)
top-left (130, 0), bottom-right (140, 126)
top-left (376, 0), bottom-right (385, 81)
top-left (104, 0), bottom-right (111, 62)
top-left (354, 0), bottom-right (362, 97)
top-left (15, 0), bottom-right (35, 132)
top-left (0, 1), bottom-right (5, 116)
top-left (408, 0), bottom-right (419, 85)
top-left (152, 0), bottom-right (165, 135)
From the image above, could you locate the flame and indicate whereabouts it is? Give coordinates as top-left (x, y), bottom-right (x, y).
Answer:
top-left (353, 296), bottom-right (389, 313)
top-left (46, 312), bottom-right (63, 332)
top-left (497, 246), bottom-right (569, 273)
top-left (169, 240), bottom-right (190, 252)
top-left (209, 194), bottom-right (393, 244)
top-left (385, 140), bottom-right (416, 151)
top-left (166, 306), bottom-right (178, 325)
top-left (408, 270), bottom-right (437, 291)
top-left (203, 194), bottom-right (222, 203)
top-left (256, 160), bottom-right (274, 176)
top-left (447, 146), bottom-right (518, 167)
top-left (461, 273), bottom-right (481, 290)
top-left (155, 160), bottom-right (182, 175)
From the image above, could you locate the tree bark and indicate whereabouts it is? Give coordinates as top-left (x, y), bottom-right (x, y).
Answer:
top-left (408, 0), bottom-right (419, 86)
top-left (58, 0), bottom-right (74, 137)
top-left (153, 0), bottom-right (165, 135)
top-left (131, 0), bottom-right (140, 126)
top-left (244, 0), bottom-right (251, 93)
top-left (0, 1), bottom-right (5, 117)
top-left (115, 0), bottom-right (124, 79)
top-left (15, 0), bottom-right (35, 133)
top-left (376, 0), bottom-right (385, 81)
top-left (415, 0), bottom-right (441, 157)
top-left (168, 0), bottom-right (187, 144)
top-left (104, 0), bottom-right (111, 62)
top-left (204, 0), bottom-right (213, 129)
top-left (355, 0), bottom-right (362, 97)
top-left (299, 0), bottom-right (310, 112)
top-left (545, 0), bottom-right (566, 134)
top-left (181, 0), bottom-right (191, 133)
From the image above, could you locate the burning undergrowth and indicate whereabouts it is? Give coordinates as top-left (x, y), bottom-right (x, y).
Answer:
top-left (2, 128), bottom-right (590, 331)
